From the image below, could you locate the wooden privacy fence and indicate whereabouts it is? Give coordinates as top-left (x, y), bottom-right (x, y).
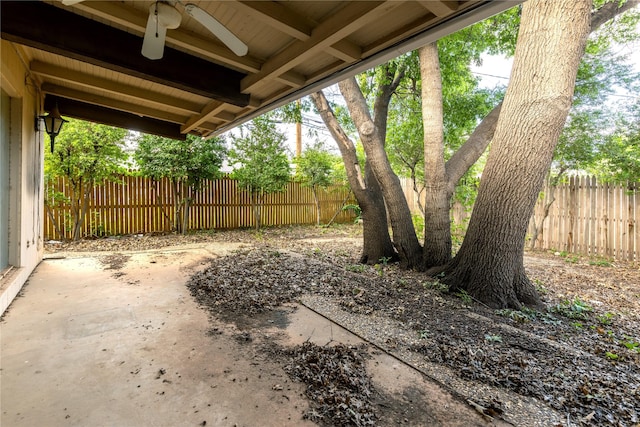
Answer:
top-left (399, 177), bottom-right (471, 228)
top-left (44, 175), bottom-right (355, 240)
top-left (400, 176), bottom-right (638, 261)
top-left (528, 176), bottom-right (638, 261)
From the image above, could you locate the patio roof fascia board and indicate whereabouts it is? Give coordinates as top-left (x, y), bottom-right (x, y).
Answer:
top-left (45, 96), bottom-right (187, 141)
top-left (0, 1), bottom-right (250, 107)
top-left (211, 0), bottom-right (522, 137)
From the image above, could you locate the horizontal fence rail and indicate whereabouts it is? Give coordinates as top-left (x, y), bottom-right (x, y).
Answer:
top-left (45, 175), bottom-right (355, 240)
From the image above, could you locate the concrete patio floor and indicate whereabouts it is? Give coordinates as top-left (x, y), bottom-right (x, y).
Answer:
top-left (1, 247), bottom-right (492, 426)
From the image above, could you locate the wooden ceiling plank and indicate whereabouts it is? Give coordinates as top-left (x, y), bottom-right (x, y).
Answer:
top-left (361, 13), bottom-right (443, 58)
top-left (306, 59), bottom-right (352, 84)
top-left (276, 71), bottom-right (307, 88)
top-left (1, 1), bottom-right (249, 106)
top-left (327, 40), bottom-right (362, 62)
top-left (215, 111), bottom-right (237, 122)
top-left (41, 83), bottom-right (187, 124)
top-left (241, 1), bottom-right (402, 92)
top-left (417, 1), bottom-right (459, 17)
top-left (31, 61), bottom-right (202, 115)
top-left (73, 1), bottom-right (264, 74)
top-left (45, 95), bottom-right (186, 140)
top-left (231, 1), bottom-right (313, 40)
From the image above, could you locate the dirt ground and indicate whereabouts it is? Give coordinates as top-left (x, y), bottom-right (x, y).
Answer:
top-left (37, 224), bottom-right (640, 426)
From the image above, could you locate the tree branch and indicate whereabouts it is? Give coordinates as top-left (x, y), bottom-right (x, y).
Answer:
top-left (444, 102), bottom-right (502, 194)
top-left (310, 91), bottom-right (366, 192)
top-left (591, 0), bottom-right (639, 33)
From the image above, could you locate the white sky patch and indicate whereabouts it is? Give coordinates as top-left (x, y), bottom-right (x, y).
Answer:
top-left (471, 54), bottom-right (513, 89)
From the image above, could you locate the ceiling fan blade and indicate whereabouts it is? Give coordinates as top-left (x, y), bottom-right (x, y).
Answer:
top-left (141, 5), bottom-right (168, 60)
top-left (61, 0), bottom-right (85, 5)
top-left (184, 4), bottom-right (248, 57)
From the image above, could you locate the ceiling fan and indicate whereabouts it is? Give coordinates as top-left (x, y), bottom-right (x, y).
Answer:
top-left (61, 0), bottom-right (248, 60)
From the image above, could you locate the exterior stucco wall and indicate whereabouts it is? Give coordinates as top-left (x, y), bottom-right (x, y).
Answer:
top-left (1, 40), bottom-right (45, 315)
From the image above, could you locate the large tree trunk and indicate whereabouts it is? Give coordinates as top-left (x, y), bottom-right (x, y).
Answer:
top-left (436, 0), bottom-right (591, 309)
top-left (310, 91), bottom-right (396, 264)
top-left (360, 161), bottom-right (397, 264)
top-left (420, 43), bottom-right (452, 268)
top-left (339, 78), bottom-right (423, 270)
top-left (419, 46), bottom-right (503, 268)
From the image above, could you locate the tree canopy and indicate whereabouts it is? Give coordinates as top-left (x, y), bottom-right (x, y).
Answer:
top-left (135, 134), bottom-right (226, 189)
top-left (294, 141), bottom-right (340, 225)
top-left (134, 133), bottom-right (226, 233)
top-left (229, 115), bottom-right (291, 229)
top-left (44, 118), bottom-right (128, 240)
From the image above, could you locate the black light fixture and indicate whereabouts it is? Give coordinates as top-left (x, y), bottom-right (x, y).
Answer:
top-left (40, 104), bottom-right (67, 153)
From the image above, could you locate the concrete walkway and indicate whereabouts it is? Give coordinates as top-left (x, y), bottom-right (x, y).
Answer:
top-left (1, 248), bottom-right (490, 427)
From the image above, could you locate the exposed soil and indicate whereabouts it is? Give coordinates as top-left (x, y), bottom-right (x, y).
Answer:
top-left (47, 225), bottom-right (640, 426)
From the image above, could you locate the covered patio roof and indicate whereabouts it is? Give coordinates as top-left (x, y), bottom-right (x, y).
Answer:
top-left (1, 1), bottom-right (518, 140)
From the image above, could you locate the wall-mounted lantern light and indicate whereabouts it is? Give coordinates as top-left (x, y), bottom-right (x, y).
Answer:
top-left (39, 104), bottom-right (67, 153)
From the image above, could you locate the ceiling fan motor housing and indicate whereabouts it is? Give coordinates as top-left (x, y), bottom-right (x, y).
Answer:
top-left (152, 2), bottom-right (181, 29)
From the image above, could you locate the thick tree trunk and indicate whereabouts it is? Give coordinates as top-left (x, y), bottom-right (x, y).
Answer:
top-left (339, 78), bottom-right (423, 269)
top-left (437, 0), bottom-right (591, 309)
top-left (360, 161), bottom-right (396, 264)
top-left (419, 49), bottom-right (502, 268)
top-left (420, 43), bottom-right (452, 268)
top-left (310, 91), bottom-right (396, 264)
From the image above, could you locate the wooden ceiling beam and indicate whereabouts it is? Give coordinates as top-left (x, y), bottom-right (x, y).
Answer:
top-left (181, 100), bottom-right (229, 134)
top-left (241, 1), bottom-right (402, 92)
top-left (231, 1), bottom-right (362, 64)
top-left (1, 1), bottom-right (249, 106)
top-left (41, 84), bottom-right (188, 124)
top-left (417, 1), bottom-right (459, 17)
top-left (45, 96), bottom-right (186, 141)
top-left (31, 61), bottom-right (202, 115)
